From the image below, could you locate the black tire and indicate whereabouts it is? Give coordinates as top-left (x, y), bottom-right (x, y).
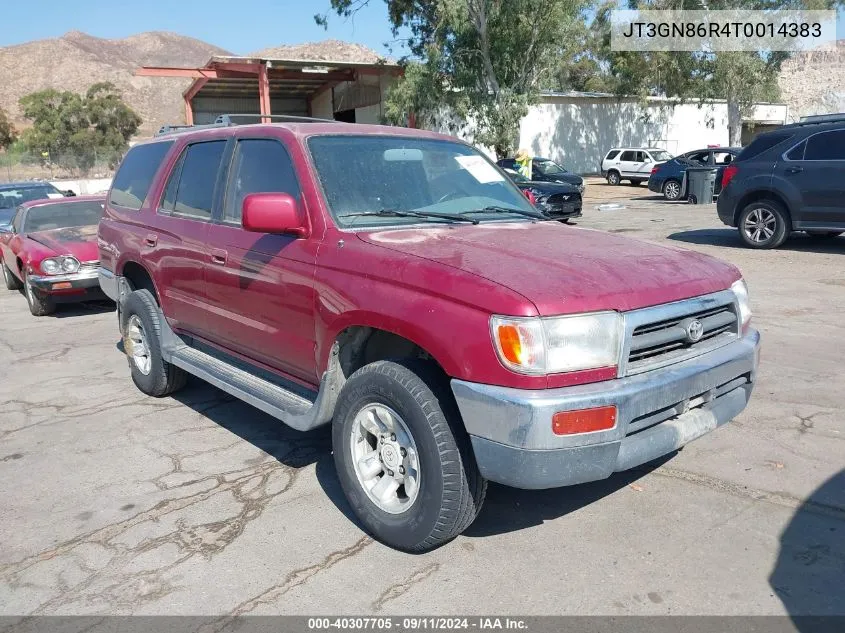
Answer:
top-left (737, 200), bottom-right (790, 249)
top-left (606, 170), bottom-right (621, 186)
top-left (2, 261), bottom-right (22, 290)
top-left (663, 179), bottom-right (682, 201)
top-left (23, 272), bottom-right (55, 316)
top-left (121, 289), bottom-right (187, 397)
top-left (806, 231), bottom-right (843, 239)
top-left (332, 359), bottom-right (486, 552)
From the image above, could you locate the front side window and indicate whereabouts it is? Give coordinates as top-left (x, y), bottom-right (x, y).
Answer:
top-left (223, 139), bottom-right (300, 223)
top-left (21, 200), bottom-right (105, 233)
top-left (167, 140), bottom-right (227, 220)
top-left (308, 136), bottom-right (539, 228)
top-left (109, 141), bottom-right (174, 210)
top-left (804, 130), bottom-right (845, 160)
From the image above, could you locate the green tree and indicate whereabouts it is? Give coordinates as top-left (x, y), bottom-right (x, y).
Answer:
top-left (0, 107), bottom-right (16, 150)
top-left (18, 83), bottom-right (140, 175)
top-left (318, 0), bottom-right (591, 158)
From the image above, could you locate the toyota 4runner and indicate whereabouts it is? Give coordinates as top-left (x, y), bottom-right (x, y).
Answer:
top-left (98, 120), bottom-right (760, 552)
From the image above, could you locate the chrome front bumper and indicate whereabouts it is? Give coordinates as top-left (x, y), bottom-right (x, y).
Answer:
top-left (451, 329), bottom-right (760, 489)
top-left (98, 268), bottom-right (119, 302)
top-left (29, 268), bottom-right (101, 292)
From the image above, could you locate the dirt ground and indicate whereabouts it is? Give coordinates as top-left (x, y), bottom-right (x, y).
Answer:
top-left (1, 179), bottom-right (843, 617)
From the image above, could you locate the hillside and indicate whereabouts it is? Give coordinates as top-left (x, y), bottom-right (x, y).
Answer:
top-left (0, 31), bottom-right (232, 137)
top-left (251, 39), bottom-right (391, 64)
top-left (778, 41), bottom-right (845, 122)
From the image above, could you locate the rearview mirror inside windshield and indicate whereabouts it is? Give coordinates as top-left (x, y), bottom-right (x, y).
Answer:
top-left (383, 148), bottom-right (423, 162)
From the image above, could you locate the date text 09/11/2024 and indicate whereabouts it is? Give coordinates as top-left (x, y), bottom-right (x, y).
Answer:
top-left (307, 617), bottom-right (528, 630)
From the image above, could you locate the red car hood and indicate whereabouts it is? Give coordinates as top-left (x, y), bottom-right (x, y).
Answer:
top-left (358, 222), bottom-right (740, 315)
top-left (26, 225), bottom-right (100, 262)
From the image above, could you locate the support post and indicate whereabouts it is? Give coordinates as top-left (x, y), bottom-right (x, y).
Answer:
top-left (258, 62), bottom-right (272, 123)
top-left (184, 96), bottom-right (194, 126)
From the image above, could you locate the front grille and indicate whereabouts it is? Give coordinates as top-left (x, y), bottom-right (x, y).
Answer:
top-left (541, 193), bottom-right (581, 217)
top-left (79, 260), bottom-right (100, 271)
top-left (623, 293), bottom-right (739, 375)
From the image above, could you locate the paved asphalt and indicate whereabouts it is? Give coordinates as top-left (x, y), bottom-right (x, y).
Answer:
top-left (1, 179), bottom-right (843, 616)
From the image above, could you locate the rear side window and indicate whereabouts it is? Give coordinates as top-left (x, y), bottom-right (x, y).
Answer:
top-left (605, 150), bottom-right (620, 160)
top-left (223, 139), bottom-right (300, 223)
top-left (165, 141), bottom-right (227, 220)
top-left (804, 130), bottom-right (845, 160)
top-left (737, 132), bottom-right (794, 161)
top-left (109, 141), bottom-right (174, 210)
top-left (620, 150), bottom-right (636, 161)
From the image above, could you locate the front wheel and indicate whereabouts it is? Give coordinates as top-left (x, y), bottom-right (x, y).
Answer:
top-left (333, 360), bottom-right (486, 552)
top-left (24, 273), bottom-right (54, 316)
top-left (738, 201), bottom-right (790, 249)
top-left (606, 171), bottom-right (621, 186)
top-left (3, 261), bottom-right (22, 290)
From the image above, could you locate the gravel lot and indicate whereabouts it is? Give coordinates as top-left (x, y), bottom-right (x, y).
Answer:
top-left (1, 179), bottom-right (843, 616)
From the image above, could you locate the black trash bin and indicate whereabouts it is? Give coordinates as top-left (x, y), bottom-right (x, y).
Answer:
top-left (684, 166), bottom-right (718, 204)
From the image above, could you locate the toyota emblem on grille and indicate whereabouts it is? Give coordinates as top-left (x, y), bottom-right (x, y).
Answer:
top-left (684, 318), bottom-right (704, 343)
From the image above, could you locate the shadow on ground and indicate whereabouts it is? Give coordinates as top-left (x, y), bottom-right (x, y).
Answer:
top-left (669, 228), bottom-right (845, 254)
top-left (770, 469), bottom-right (845, 625)
top-left (52, 300), bottom-right (115, 319)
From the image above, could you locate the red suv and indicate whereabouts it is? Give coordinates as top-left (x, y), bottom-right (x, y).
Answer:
top-left (98, 120), bottom-right (760, 552)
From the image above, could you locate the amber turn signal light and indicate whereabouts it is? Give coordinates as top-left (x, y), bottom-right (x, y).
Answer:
top-left (552, 405), bottom-right (617, 435)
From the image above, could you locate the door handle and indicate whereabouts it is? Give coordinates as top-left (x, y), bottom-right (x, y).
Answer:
top-left (786, 166), bottom-right (803, 174)
top-left (144, 234), bottom-right (158, 247)
top-left (210, 249), bottom-right (227, 265)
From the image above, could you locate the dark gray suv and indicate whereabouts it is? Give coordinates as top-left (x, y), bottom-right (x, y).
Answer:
top-left (717, 114), bottom-right (845, 249)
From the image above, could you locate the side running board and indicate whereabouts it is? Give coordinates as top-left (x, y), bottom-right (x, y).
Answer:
top-left (158, 315), bottom-right (342, 433)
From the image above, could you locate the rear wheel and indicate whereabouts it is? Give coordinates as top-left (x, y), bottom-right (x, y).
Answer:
top-left (663, 179), bottom-right (682, 201)
top-left (2, 261), bottom-right (22, 290)
top-left (121, 289), bottom-right (187, 396)
top-left (333, 359), bottom-right (486, 552)
top-left (606, 170), bottom-right (621, 186)
top-left (24, 272), bottom-right (54, 316)
top-left (738, 201), bottom-right (790, 249)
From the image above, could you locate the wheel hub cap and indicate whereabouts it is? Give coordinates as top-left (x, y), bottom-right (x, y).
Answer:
top-left (125, 315), bottom-right (152, 376)
top-left (350, 404), bottom-right (420, 514)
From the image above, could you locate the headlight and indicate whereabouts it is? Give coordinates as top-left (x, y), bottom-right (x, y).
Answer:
top-left (491, 312), bottom-right (623, 375)
top-left (731, 279), bottom-right (752, 327)
top-left (60, 256), bottom-right (80, 273)
top-left (40, 258), bottom-right (61, 275)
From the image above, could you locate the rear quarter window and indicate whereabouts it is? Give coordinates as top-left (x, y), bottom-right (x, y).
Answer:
top-left (737, 132), bottom-right (794, 162)
top-left (605, 150), bottom-right (620, 160)
top-left (109, 141), bottom-right (174, 210)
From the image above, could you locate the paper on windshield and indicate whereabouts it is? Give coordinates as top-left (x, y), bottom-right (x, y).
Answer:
top-left (454, 155), bottom-right (505, 184)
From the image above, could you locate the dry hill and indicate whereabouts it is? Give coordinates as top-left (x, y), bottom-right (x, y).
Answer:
top-left (778, 41), bottom-right (845, 121)
top-left (0, 31), bottom-right (231, 137)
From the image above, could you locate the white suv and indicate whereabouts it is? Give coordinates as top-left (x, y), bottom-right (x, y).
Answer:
top-left (601, 147), bottom-right (673, 186)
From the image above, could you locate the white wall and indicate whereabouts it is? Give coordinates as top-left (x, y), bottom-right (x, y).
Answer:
top-left (51, 178), bottom-right (112, 196)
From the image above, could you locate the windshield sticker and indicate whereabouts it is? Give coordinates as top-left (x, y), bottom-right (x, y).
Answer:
top-left (455, 155), bottom-right (505, 184)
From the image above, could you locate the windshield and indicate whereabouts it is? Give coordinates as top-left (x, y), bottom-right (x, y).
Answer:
top-left (534, 159), bottom-right (567, 175)
top-left (650, 150), bottom-right (673, 162)
top-left (502, 167), bottom-right (529, 183)
top-left (308, 136), bottom-right (537, 228)
top-left (0, 185), bottom-right (61, 209)
top-left (22, 200), bottom-right (104, 233)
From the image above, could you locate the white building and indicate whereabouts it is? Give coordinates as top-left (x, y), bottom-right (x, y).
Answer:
top-left (435, 92), bottom-right (789, 174)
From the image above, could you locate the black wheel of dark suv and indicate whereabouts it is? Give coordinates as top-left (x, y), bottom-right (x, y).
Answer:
top-left (738, 201), bottom-right (790, 249)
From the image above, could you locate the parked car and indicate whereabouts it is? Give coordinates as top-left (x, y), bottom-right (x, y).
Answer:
top-left (502, 167), bottom-right (582, 221)
top-left (496, 156), bottom-right (585, 191)
top-left (0, 181), bottom-right (67, 211)
top-left (649, 147), bottom-right (740, 201)
top-left (99, 120), bottom-right (759, 552)
top-left (0, 196), bottom-right (106, 315)
top-left (717, 114), bottom-right (845, 249)
top-left (601, 147), bottom-right (673, 186)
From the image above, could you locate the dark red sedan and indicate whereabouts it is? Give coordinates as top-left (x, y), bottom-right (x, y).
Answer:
top-left (0, 196), bottom-right (107, 315)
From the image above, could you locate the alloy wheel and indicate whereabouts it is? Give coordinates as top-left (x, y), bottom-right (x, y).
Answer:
top-left (743, 208), bottom-right (777, 243)
top-left (125, 315), bottom-right (152, 375)
top-left (665, 180), bottom-right (680, 200)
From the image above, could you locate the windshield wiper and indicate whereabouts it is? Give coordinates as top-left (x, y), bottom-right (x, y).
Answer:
top-left (459, 205), bottom-right (547, 221)
top-left (343, 208), bottom-right (479, 225)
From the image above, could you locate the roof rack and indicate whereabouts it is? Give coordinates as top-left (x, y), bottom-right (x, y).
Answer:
top-left (154, 113), bottom-right (336, 137)
top-left (795, 113), bottom-right (845, 125)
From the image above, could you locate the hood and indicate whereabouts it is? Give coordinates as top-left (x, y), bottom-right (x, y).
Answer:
top-left (358, 223), bottom-right (740, 315)
top-left (543, 172), bottom-right (583, 187)
top-left (26, 225), bottom-right (100, 262)
top-left (517, 181), bottom-right (580, 197)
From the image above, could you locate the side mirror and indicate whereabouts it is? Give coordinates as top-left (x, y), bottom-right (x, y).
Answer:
top-left (242, 193), bottom-right (307, 237)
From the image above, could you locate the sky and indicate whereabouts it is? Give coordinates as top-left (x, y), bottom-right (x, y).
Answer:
top-left (0, 0), bottom-right (408, 56)
top-left (0, 1), bottom-right (842, 51)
